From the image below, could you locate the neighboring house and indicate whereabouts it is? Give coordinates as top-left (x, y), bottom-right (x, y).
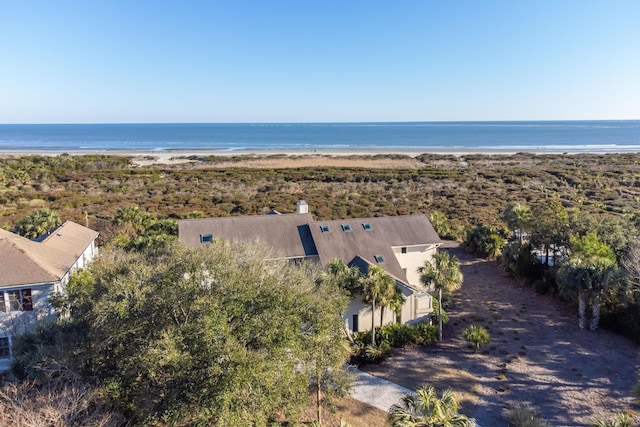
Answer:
top-left (0, 221), bottom-right (99, 371)
top-left (179, 201), bottom-right (442, 334)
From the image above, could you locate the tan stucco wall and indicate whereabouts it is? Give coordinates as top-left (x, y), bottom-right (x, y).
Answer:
top-left (343, 286), bottom-right (433, 333)
top-left (393, 244), bottom-right (439, 288)
top-left (344, 296), bottom-right (396, 333)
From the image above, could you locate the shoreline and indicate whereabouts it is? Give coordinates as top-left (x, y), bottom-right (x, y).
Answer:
top-left (0, 147), bottom-right (635, 168)
top-left (0, 145), bottom-right (630, 156)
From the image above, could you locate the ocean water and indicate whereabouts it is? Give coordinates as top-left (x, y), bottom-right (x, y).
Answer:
top-left (0, 121), bottom-right (639, 153)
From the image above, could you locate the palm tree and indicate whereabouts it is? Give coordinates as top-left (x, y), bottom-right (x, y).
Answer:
top-left (362, 265), bottom-right (395, 347)
top-left (386, 284), bottom-right (406, 324)
top-left (503, 202), bottom-right (532, 243)
top-left (322, 258), bottom-right (363, 298)
top-left (389, 385), bottom-right (475, 427)
top-left (419, 252), bottom-right (463, 340)
top-left (557, 233), bottom-right (618, 331)
top-left (14, 208), bottom-right (61, 239)
top-left (319, 259), bottom-right (363, 344)
top-left (378, 282), bottom-right (404, 328)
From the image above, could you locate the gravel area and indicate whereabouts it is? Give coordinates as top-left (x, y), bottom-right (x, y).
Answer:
top-left (361, 242), bottom-right (639, 426)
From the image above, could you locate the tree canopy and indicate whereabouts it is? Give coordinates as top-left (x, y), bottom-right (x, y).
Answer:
top-left (13, 208), bottom-right (61, 239)
top-left (557, 233), bottom-right (619, 331)
top-left (20, 240), bottom-right (351, 426)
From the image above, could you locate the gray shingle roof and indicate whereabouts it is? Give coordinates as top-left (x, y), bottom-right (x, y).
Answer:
top-left (178, 213), bottom-right (318, 258)
top-left (308, 215), bottom-right (441, 281)
top-left (0, 221), bottom-right (99, 287)
top-left (179, 213), bottom-right (441, 284)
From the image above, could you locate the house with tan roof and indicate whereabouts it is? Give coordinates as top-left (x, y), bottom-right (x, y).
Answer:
top-left (0, 221), bottom-right (99, 370)
top-left (179, 201), bottom-right (442, 334)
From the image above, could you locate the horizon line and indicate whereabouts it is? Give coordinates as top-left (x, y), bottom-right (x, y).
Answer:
top-left (1, 119), bottom-right (639, 126)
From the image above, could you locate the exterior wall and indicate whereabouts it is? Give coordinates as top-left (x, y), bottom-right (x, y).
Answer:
top-left (0, 282), bottom-right (58, 370)
top-left (393, 244), bottom-right (439, 288)
top-left (79, 240), bottom-right (97, 270)
top-left (343, 287), bottom-right (433, 333)
top-left (0, 283), bottom-right (58, 334)
top-left (344, 297), bottom-right (396, 334)
top-left (407, 292), bottom-right (433, 324)
top-left (397, 287), bottom-right (433, 325)
top-left (0, 239), bottom-right (97, 371)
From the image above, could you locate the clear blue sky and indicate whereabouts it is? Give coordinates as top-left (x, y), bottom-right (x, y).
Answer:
top-left (1, 1), bottom-right (639, 123)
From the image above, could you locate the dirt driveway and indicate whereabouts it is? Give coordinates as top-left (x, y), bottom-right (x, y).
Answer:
top-left (360, 242), bottom-right (639, 426)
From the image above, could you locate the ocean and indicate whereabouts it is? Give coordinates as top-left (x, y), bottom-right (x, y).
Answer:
top-left (0, 121), bottom-right (639, 153)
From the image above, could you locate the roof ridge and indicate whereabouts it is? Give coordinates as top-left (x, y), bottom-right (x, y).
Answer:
top-left (310, 214), bottom-right (426, 223)
top-left (181, 212), bottom-right (312, 222)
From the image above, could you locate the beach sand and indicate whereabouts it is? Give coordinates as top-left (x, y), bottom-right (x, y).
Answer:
top-left (0, 147), bottom-right (526, 168)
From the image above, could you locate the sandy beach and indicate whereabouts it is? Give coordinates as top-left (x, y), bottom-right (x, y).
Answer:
top-left (0, 146), bottom-right (541, 169)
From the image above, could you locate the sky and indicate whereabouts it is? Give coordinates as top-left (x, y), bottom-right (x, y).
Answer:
top-left (1, 1), bottom-right (639, 123)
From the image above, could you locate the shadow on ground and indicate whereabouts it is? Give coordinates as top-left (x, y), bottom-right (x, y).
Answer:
top-left (360, 242), bottom-right (639, 426)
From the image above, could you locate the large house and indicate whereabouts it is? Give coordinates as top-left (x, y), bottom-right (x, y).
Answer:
top-left (179, 201), bottom-right (442, 334)
top-left (0, 221), bottom-right (99, 370)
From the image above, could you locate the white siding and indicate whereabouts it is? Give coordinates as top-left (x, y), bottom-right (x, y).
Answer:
top-left (0, 283), bottom-right (57, 337)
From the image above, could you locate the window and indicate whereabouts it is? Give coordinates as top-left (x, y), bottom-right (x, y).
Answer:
top-left (200, 233), bottom-right (213, 244)
top-left (0, 337), bottom-right (10, 358)
top-left (320, 225), bottom-right (331, 233)
top-left (374, 255), bottom-right (385, 264)
top-left (341, 224), bottom-right (352, 232)
top-left (362, 222), bottom-right (372, 231)
top-left (6, 289), bottom-right (32, 312)
top-left (402, 268), bottom-right (407, 275)
top-left (0, 294), bottom-right (5, 313)
top-left (352, 315), bottom-right (359, 333)
top-left (401, 247), bottom-right (407, 254)
top-left (22, 289), bottom-right (32, 311)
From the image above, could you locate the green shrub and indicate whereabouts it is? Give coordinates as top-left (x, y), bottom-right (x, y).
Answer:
top-left (431, 299), bottom-right (449, 325)
top-left (352, 331), bottom-right (372, 347)
top-left (353, 322), bottom-right (438, 350)
top-left (462, 325), bottom-right (490, 351)
top-left (508, 405), bottom-right (549, 427)
top-left (362, 342), bottom-right (392, 363)
top-left (592, 412), bottom-right (633, 427)
top-left (352, 322), bottom-right (437, 363)
top-left (464, 225), bottom-right (506, 259)
top-left (499, 242), bottom-right (541, 280)
top-left (411, 322), bottom-right (438, 345)
top-left (376, 323), bottom-right (415, 348)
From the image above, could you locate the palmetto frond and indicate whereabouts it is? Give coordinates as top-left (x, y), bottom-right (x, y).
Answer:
top-left (389, 386), bottom-right (475, 427)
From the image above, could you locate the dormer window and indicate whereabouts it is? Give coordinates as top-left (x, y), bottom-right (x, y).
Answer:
top-left (320, 225), bottom-right (331, 233)
top-left (341, 224), bottom-right (352, 232)
top-left (362, 223), bottom-right (372, 231)
top-left (374, 255), bottom-right (385, 264)
top-left (200, 233), bottom-right (213, 244)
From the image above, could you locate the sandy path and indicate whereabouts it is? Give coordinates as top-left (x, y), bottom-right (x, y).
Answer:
top-left (362, 242), bottom-right (639, 426)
